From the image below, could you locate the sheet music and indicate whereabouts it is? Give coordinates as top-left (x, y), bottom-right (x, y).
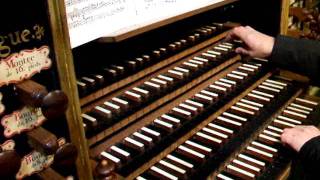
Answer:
top-left (65, 0), bottom-right (225, 48)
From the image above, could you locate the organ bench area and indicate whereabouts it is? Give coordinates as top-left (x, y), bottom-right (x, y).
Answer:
top-left (72, 20), bottom-right (320, 179)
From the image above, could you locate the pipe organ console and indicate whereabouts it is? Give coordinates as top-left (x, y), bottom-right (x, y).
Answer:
top-left (2, 0), bottom-right (319, 179)
top-left (72, 15), bottom-right (320, 179)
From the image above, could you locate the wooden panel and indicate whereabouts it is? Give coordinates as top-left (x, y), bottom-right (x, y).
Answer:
top-left (280, 0), bottom-right (290, 35)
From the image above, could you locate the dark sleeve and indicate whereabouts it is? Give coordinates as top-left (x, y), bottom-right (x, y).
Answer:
top-left (298, 135), bottom-right (320, 177)
top-left (270, 35), bottom-right (320, 86)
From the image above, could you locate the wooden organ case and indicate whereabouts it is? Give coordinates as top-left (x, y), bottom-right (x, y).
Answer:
top-left (3, 0), bottom-right (319, 180)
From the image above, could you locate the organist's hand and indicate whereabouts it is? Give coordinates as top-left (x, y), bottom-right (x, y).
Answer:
top-left (226, 26), bottom-right (275, 58)
top-left (281, 125), bottom-right (320, 152)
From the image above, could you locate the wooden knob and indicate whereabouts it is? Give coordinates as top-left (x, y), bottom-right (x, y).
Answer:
top-left (15, 80), bottom-right (68, 119)
top-left (53, 143), bottom-right (78, 169)
top-left (0, 149), bottom-right (21, 178)
top-left (95, 160), bottom-right (116, 180)
top-left (41, 90), bottom-right (68, 119)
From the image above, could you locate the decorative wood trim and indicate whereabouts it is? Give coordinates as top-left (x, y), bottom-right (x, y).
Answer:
top-left (46, 1), bottom-right (93, 180)
top-left (280, 0), bottom-right (290, 35)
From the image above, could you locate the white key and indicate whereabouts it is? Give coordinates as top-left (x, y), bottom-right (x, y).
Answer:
top-left (295, 98), bottom-right (318, 106)
top-left (125, 137), bottom-right (144, 148)
top-left (136, 176), bottom-right (147, 180)
top-left (227, 73), bottom-right (244, 80)
top-left (77, 81), bottom-right (86, 87)
top-left (150, 166), bottom-right (178, 180)
top-left (154, 119), bottom-right (173, 129)
top-left (217, 174), bottom-right (234, 180)
top-left (200, 90), bottom-right (218, 97)
top-left (144, 81), bottom-right (161, 89)
top-left (82, 76), bottom-right (95, 83)
top-left (203, 127), bottom-right (228, 139)
top-left (220, 78), bottom-right (236, 85)
top-left (188, 59), bottom-right (204, 65)
top-left (215, 81), bottom-right (232, 88)
top-left (231, 106), bottom-right (255, 115)
top-left (238, 154), bottom-right (265, 167)
top-left (278, 115), bottom-right (302, 124)
top-left (232, 71), bottom-right (248, 77)
top-left (283, 110), bottom-right (307, 119)
top-left (287, 106), bottom-right (310, 114)
top-left (178, 145), bottom-right (205, 158)
top-left (166, 154), bottom-right (194, 169)
top-left (185, 100), bottom-right (204, 109)
top-left (259, 134), bottom-right (280, 143)
top-left (195, 93), bottom-right (213, 102)
top-left (151, 78), bottom-right (167, 86)
top-left (179, 103), bottom-right (198, 112)
top-left (207, 50), bottom-right (221, 56)
top-left (141, 127), bottom-right (160, 137)
top-left (252, 141), bottom-right (278, 152)
top-left (158, 75), bottom-right (174, 82)
top-left (174, 67), bottom-right (189, 73)
top-left (238, 66), bottom-right (255, 72)
top-left (227, 165), bottom-right (255, 178)
top-left (125, 91), bottom-right (141, 100)
top-left (262, 82), bottom-right (284, 90)
top-left (81, 113), bottom-right (97, 124)
top-left (274, 119), bottom-right (296, 128)
top-left (267, 126), bottom-right (284, 133)
top-left (258, 85), bottom-right (280, 93)
top-left (253, 57), bottom-right (268, 62)
top-left (263, 130), bottom-right (281, 138)
top-left (101, 151), bottom-right (120, 163)
top-left (218, 44), bottom-right (233, 49)
top-left (290, 103), bottom-right (313, 111)
top-left (159, 160), bottom-right (186, 174)
top-left (168, 70), bottom-right (184, 79)
top-left (104, 102), bottom-right (120, 112)
top-left (133, 87), bottom-right (149, 97)
top-left (236, 102), bottom-right (259, 111)
top-left (133, 132), bottom-right (152, 143)
top-left (112, 97), bottom-right (129, 106)
top-left (110, 146), bottom-right (130, 157)
top-left (252, 90), bottom-right (274, 98)
top-left (202, 53), bottom-right (216, 58)
top-left (161, 114), bottom-right (181, 124)
top-left (95, 106), bottom-right (112, 118)
top-left (247, 146), bottom-right (273, 158)
top-left (194, 56), bottom-right (209, 62)
top-left (243, 63), bottom-right (258, 69)
top-left (266, 79), bottom-right (287, 87)
top-left (248, 93), bottom-right (270, 102)
top-left (183, 62), bottom-right (199, 68)
top-left (172, 107), bottom-right (192, 117)
top-left (196, 132), bottom-right (222, 144)
top-left (214, 46), bottom-right (228, 51)
top-left (185, 140), bottom-right (212, 153)
top-left (233, 159), bottom-right (260, 172)
top-left (217, 116), bottom-right (242, 126)
top-left (208, 123), bottom-right (233, 134)
top-left (240, 99), bottom-right (264, 108)
top-left (209, 85), bottom-right (227, 92)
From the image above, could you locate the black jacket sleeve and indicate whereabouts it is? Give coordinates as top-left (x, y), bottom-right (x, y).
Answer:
top-left (270, 35), bottom-right (320, 86)
top-left (298, 135), bottom-right (320, 179)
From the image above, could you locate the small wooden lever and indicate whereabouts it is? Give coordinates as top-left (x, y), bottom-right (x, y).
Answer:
top-left (15, 80), bottom-right (68, 119)
top-left (27, 127), bottom-right (58, 155)
top-left (0, 148), bottom-right (21, 178)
